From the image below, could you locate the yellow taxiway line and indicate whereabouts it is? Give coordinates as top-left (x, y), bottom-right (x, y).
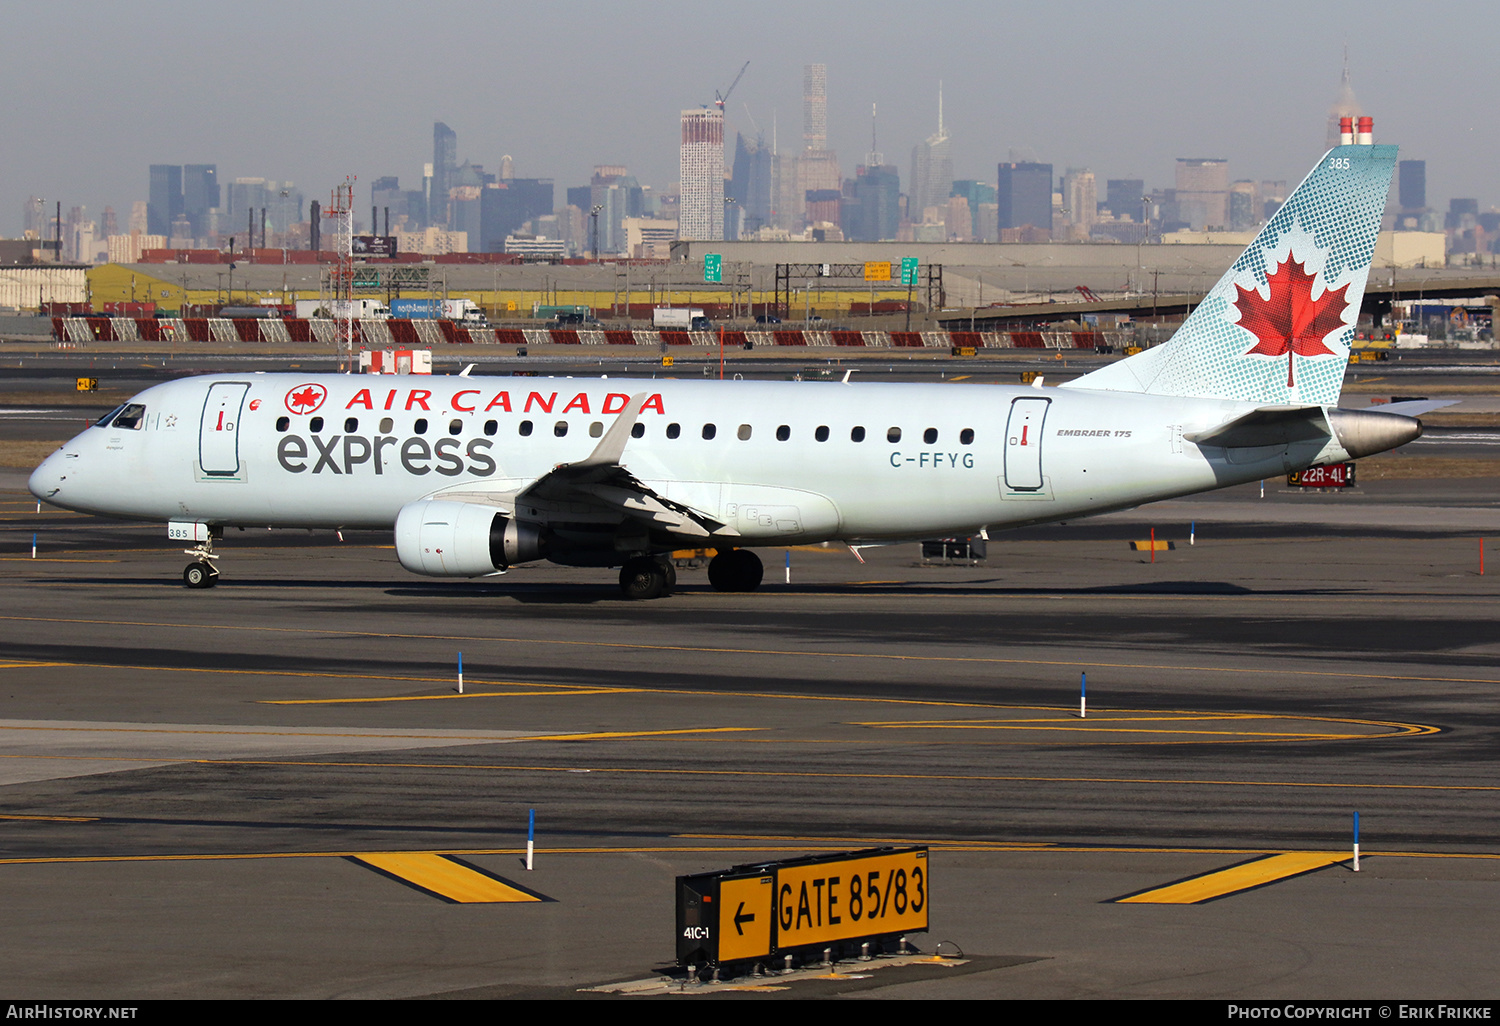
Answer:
top-left (1115, 852), bottom-right (1350, 904)
top-left (351, 852), bottom-right (544, 903)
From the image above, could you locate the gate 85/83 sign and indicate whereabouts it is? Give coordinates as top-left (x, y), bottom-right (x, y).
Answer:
top-left (676, 847), bottom-right (929, 967)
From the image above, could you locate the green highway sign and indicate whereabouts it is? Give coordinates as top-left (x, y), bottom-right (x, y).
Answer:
top-left (900, 257), bottom-right (919, 286)
top-left (704, 254), bottom-right (723, 283)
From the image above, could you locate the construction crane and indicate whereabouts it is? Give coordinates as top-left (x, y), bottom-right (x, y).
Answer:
top-left (715, 61), bottom-right (750, 111)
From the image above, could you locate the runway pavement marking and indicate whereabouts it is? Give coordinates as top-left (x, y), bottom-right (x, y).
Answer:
top-left (1113, 852), bottom-right (1349, 904)
top-left (0, 658), bottom-right (643, 693)
top-left (3, 613), bottom-right (1498, 687)
top-left (155, 758), bottom-right (1500, 793)
top-left (676, 833), bottom-right (1056, 849)
top-left (0, 844), bottom-right (1494, 870)
top-left (264, 686), bottom-right (640, 704)
top-left (494, 727), bottom-right (760, 742)
top-left (850, 712), bottom-right (1426, 741)
top-left (350, 853), bottom-right (547, 903)
top-left (0, 653), bottom-right (1456, 733)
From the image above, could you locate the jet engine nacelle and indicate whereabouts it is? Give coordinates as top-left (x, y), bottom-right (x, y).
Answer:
top-left (394, 499), bottom-right (547, 577)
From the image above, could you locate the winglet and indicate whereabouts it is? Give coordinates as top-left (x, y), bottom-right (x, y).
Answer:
top-left (574, 392), bottom-right (647, 468)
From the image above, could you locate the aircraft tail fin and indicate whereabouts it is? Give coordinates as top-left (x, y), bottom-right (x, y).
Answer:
top-left (1065, 139), bottom-right (1397, 406)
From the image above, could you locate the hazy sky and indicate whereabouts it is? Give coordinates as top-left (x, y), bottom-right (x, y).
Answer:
top-left (1, 0), bottom-right (1489, 233)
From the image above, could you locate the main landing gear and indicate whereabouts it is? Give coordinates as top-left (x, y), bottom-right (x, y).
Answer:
top-left (707, 548), bottom-right (762, 593)
top-left (616, 548), bottom-right (762, 599)
top-left (619, 555), bottom-right (676, 600)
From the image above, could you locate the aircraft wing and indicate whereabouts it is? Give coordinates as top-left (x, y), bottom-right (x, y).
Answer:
top-left (515, 393), bottom-right (738, 539)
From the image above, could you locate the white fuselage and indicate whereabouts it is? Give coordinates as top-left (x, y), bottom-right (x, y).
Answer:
top-left (30, 373), bottom-right (1342, 553)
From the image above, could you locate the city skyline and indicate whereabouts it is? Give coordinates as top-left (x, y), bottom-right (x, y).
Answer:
top-left (1, 1), bottom-right (1492, 241)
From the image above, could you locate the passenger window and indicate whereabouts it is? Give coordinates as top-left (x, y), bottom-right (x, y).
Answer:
top-left (379, 417), bottom-right (394, 433)
top-left (554, 421), bottom-right (568, 437)
top-left (484, 420), bottom-right (498, 436)
top-left (702, 423), bottom-right (716, 440)
top-left (449, 419), bottom-right (463, 435)
top-left (345, 417), bottom-right (359, 433)
top-left (924, 427), bottom-right (938, 444)
top-left (519, 420), bottom-right (533, 436)
top-left (309, 416), bottom-right (324, 433)
top-left (960, 428), bottom-right (975, 445)
top-left (851, 426), bottom-right (866, 442)
top-left (413, 418), bottom-right (427, 435)
top-left (666, 423), bottom-right (681, 439)
top-left (275, 416), bottom-right (290, 432)
top-left (589, 421), bottom-right (604, 438)
top-left (887, 427), bottom-right (901, 443)
top-left (815, 425), bottom-right (829, 442)
top-left (630, 423), bottom-right (644, 438)
top-left (775, 425), bottom-right (790, 441)
top-left (738, 424), bottom-right (752, 440)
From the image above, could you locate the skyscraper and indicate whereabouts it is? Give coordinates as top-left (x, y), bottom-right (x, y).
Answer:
top-left (432, 121), bottom-right (458, 228)
top-left (1399, 160), bottom-right (1426, 211)
top-left (147, 165), bottom-right (183, 238)
top-left (997, 162), bottom-right (1052, 231)
top-left (803, 64), bottom-right (827, 150)
top-left (1105, 179), bottom-right (1146, 220)
top-left (729, 133), bottom-right (773, 235)
top-left (479, 179), bottom-right (553, 252)
top-left (909, 86), bottom-right (953, 220)
top-left (1062, 168), bottom-right (1097, 236)
top-left (1175, 158), bottom-right (1229, 230)
top-left (950, 180), bottom-right (995, 240)
top-left (182, 165), bottom-right (219, 239)
top-left (679, 108), bottom-right (724, 240)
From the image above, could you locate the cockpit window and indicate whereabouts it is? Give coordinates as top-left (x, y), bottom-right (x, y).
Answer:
top-left (110, 404), bottom-right (147, 430)
top-left (93, 404), bottom-right (127, 428)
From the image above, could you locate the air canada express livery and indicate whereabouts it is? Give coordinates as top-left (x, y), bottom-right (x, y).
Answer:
top-left (31, 135), bottom-right (1430, 599)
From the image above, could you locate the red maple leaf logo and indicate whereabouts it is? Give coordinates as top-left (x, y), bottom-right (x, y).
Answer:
top-left (284, 383), bottom-right (327, 415)
top-left (1233, 256), bottom-right (1351, 388)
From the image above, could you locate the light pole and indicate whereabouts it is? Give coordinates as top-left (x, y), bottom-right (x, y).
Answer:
top-left (590, 204), bottom-right (602, 260)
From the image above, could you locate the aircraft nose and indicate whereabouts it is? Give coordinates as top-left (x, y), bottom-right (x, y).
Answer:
top-left (28, 449), bottom-right (67, 502)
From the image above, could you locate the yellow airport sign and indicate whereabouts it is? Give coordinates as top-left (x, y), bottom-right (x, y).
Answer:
top-left (774, 848), bottom-right (928, 949)
top-left (717, 874), bottom-right (774, 962)
top-left (676, 846), bottom-right (928, 968)
top-left (75, 377), bottom-right (98, 392)
top-left (863, 261), bottom-right (892, 282)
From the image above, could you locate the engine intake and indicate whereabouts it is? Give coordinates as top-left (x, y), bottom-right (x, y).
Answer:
top-left (394, 499), bottom-right (547, 577)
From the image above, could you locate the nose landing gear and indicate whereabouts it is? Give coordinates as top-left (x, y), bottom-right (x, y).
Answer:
top-left (175, 523), bottom-right (223, 589)
top-left (183, 559), bottom-right (219, 589)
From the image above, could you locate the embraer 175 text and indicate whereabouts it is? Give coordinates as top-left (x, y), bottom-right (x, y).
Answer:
top-left (31, 133), bottom-right (1433, 599)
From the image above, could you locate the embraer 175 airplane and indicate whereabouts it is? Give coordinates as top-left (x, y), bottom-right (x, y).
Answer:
top-left (31, 134), bottom-right (1430, 599)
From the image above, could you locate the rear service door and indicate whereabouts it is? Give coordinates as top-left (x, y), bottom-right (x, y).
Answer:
top-left (1004, 396), bottom-right (1050, 490)
top-left (199, 382), bottom-right (251, 475)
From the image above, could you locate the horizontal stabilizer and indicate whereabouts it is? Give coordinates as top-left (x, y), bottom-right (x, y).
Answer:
top-left (1371, 399), bottom-right (1458, 418)
top-left (1184, 406), bottom-right (1329, 448)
